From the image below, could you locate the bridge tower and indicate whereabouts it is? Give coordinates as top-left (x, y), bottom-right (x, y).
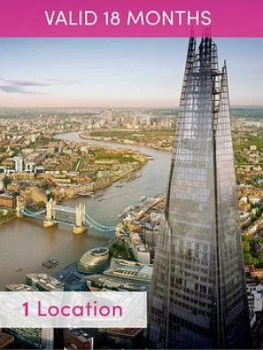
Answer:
top-left (73, 203), bottom-right (87, 235)
top-left (16, 196), bottom-right (24, 218)
top-left (43, 198), bottom-right (57, 228)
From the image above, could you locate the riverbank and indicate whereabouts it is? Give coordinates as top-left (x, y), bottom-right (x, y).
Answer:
top-left (0, 216), bottom-right (16, 226)
top-left (79, 132), bottom-right (172, 153)
top-left (50, 133), bottom-right (149, 202)
top-left (52, 161), bottom-right (146, 204)
top-left (56, 164), bottom-right (144, 203)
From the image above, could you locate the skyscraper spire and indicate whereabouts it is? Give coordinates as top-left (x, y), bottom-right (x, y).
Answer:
top-left (148, 38), bottom-right (251, 349)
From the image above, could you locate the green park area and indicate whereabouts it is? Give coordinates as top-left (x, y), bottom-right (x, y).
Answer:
top-left (0, 209), bottom-right (16, 224)
top-left (242, 233), bottom-right (263, 267)
top-left (109, 238), bottom-right (136, 261)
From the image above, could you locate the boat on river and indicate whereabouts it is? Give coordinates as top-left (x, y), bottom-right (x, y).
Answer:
top-left (42, 258), bottom-right (59, 269)
top-left (119, 205), bottom-right (135, 218)
top-left (78, 191), bottom-right (94, 197)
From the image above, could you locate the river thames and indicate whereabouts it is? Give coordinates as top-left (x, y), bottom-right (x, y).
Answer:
top-left (0, 132), bottom-right (171, 289)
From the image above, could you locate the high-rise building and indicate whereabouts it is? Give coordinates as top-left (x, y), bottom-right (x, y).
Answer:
top-left (148, 37), bottom-right (251, 349)
top-left (106, 109), bottom-right (113, 125)
top-left (13, 156), bottom-right (23, 173)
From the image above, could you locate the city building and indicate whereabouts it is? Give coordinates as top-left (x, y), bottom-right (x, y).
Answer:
top-left (106, 109), bottom-right (113, 125)
top-left (26, 273), bottom-right (64, 291)
top-left (4, 283), bottom-right (54, 349)
top-left (0, 166), bottom-right (7, 174)
top-left (3, 328), bottom-right (53, 349)
top-left (24, 162), bottom-right (36, 173)
top-left (63, 272), bottom-right (89, 291)
top-left (0, 193), bottom-right (16, 208)
top-left (148, 37), bottom-right (251, 349)
top-left (0, 332), bottom-right (14, 349)
top-left (34, 165), bottom-right (45, 174)
top-left (245, 276), bottom-right (263, 348)
top-left (85, 274), bottom-right (149, 291)
top-left (129, 232), bottom-right (151, 264)
top-left (64, 329), bottom-right (94, 349)
top-left (13, 156), bottom-right (23, 173)
top-left (106, 328), bottom-right (144, 349)
top-left (77, 247), bottom-right (110, 274)
top-left (5, 283), bottom-right (38, 291)
top-left (104, 258), bottom-right (153, 284)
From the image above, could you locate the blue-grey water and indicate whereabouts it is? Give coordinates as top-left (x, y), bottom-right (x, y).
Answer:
top-left (0, 132), bottom-right (171, 289)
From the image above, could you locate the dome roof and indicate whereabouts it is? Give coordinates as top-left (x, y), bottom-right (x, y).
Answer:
top-left (77, 247), bottom-right (110, 274)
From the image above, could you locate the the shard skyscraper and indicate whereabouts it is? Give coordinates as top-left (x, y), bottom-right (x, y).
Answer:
top-left (148, 37), bottom-right (251, 349)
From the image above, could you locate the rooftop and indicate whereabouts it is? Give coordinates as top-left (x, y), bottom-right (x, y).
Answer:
top-left (86, 274), bottom-right (149, 291)
top-left (0, 192), bottom-right (14, 198)
top-left (91, 247), bottom-right (109, 256)
top-left (0, 332), bottom-right (14, 349)
top-left (107, 328), bottom-right (143, 337)
top-left (5, 283), bottom-right (38, 292)
top-left (27, 273), bottom-right (64, 291)
top-left (66, 328), bottom-right (93, 342)
top-left (104, 258), bottom-right (153, 283)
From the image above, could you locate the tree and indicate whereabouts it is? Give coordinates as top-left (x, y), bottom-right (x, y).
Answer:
top-left (242, 235), bottom-right (250, 242)
top-left (257, 252), bottom-right (263, 265)
top-left (11, 147), bottom-right (20, 156)
top-left (242, 241), bottom-right (250, 253)
top-left (2, 176), bottom-right (11, 188)
top-left (251, 215), bottom-right (258, 222)
top-left (244, 253), bottom-right (258, 266)
top-left (255, 237), bottom-right (263, 244)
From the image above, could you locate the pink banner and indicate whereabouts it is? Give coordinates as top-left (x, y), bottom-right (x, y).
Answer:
top-left (0, 0), bottom-right (262, 37)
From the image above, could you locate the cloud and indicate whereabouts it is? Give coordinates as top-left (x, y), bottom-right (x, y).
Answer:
top-left (0, 86), bottom-right (28, 93)
top-left (0, 86), bottom-right (47, 95)
top-left (45, 78), bottom-right (80, 86)
top-left (10, 80), bottom-right (49, 87)
top-left (0, 77), bottom-right (80, 94)
top-left (0, 78), bottom-right (48, 94)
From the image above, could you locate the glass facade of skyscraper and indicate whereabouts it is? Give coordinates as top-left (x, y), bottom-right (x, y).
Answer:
top-left (148, 37), bottom-right (251, 349)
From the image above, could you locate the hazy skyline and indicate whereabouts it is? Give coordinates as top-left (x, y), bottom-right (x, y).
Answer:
top-left (0, 38), bottom-right (262, 108)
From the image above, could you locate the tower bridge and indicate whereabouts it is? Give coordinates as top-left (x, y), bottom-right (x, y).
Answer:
top-left (17, 198), bottom-right (116, 235)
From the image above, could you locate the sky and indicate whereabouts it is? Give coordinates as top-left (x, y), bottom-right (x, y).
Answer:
top-left (0, 38), bottom-right (262, 108)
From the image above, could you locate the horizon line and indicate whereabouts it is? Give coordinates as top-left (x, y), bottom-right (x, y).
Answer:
top-left (0, 105), bottom-right (262, 110)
